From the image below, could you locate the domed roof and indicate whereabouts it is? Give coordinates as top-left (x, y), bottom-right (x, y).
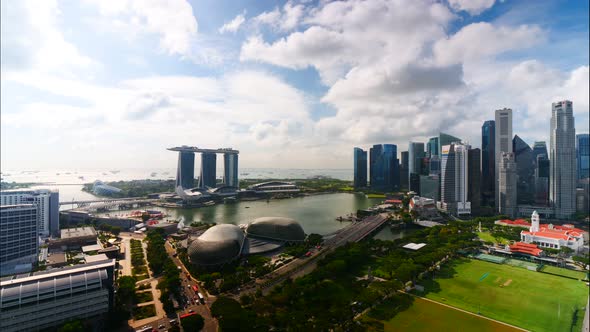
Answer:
top-left (187, 224), bottom-right (245, 266)
top-left (245, 217), bottom-right (305, 242)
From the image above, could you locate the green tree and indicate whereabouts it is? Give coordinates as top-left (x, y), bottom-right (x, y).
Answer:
top-left (57, 320), bottom-right (84, 332)
top-left (181, 313), bottom-right (204, 332)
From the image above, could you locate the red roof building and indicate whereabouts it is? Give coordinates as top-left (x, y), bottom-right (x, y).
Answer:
top-left (509, 242), bottom-right (543, 256)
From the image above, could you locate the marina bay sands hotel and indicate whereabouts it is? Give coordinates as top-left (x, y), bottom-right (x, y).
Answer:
top-left (168, 146), bottom-right (239, 190)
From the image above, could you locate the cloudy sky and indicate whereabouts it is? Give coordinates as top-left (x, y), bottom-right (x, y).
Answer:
top-left (1, 0), bottom-right (588, 170)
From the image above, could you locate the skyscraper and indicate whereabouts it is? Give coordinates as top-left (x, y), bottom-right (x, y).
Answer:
top-left (199, 152), bottom-right (217, 188)
top-left (177, 151), bottom-right (195, 189)
top-left (0, 204), bottom-right (38, 276)
top-left (468, 148), bottom-right (481, 215)
top-left (535, 154), bottom-right (550, 206)
top-left (408, 142), bottom-right (425, 177)
top-left (400, 151), bottom-right (409, 190)
top-left (223, 153), bottom-right (239, 188)
top-left (532, 141), bottom-right (548, 161)
top-left (495, 108), bottom-right (513, 211)
top-left (498, 152), bottom-right (517, 218)
top-left (550, 100), bottom-right (576, 219)
top-left (481, 120), bottom-right (495, 207)
top-left (370, 144), bottom-right (399, 192)
top-left (576, 134), bottom-right (589, 182)
top-left (0, 189), bottom-right (59, 237)
top-left (419, 175), bottom-right (439, 201)
top-left (427, 137), bottom-right (439, 158)
top-left (439, 132), bottom-right (461, 156)
top-left (513, 135), bottom-right (535, 205)
top-left (353, 147), bottom-right (368, 188)
top-left (440, 143), bottom-right (471, 215)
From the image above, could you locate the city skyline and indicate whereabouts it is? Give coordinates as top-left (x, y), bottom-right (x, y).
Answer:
top-left (1, 0), bottom-right (589, 170)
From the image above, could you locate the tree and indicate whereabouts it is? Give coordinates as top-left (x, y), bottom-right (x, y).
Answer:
top-left (57, 320), bottom-right (84, 332)
top-left (181, 314), bottom-right (204, 332)
top-left (111, 226), bottom-right (121, 235)
top-left (306, 233), bottom-right (324, 246)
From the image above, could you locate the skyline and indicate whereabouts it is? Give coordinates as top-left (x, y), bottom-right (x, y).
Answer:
top-left (1, 0), bottom-right (589, 171)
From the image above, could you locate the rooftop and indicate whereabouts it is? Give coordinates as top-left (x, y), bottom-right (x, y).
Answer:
top-left (61, 227), bottom-right (97, 239)
top-left (81, 244), bottom-right (103, 252)
top-left (403, 243), bottom-right (426, 250)
top-left (168, 146), bottom-right (239, 154)
top-left (84, 254), bottom-right (110, 263)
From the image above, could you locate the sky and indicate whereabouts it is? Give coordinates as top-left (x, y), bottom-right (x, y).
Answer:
top-left (1, 0), bottom-right (588, 170)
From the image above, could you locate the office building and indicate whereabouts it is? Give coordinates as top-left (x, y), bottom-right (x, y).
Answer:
top-left (498, 152), bottom-right (517, 218)
top-left (0, 259), bottom-right (115, 332)
top-left (550, 100), bottom-right (576, 219)
top-left (0, 189), bottom-right (59, 237)
top-left (427, 137), bottom-right (439, 158)
top-left (429, 155), bottom-right (440, 175)
top-left (468, 148), bottom-right (481, 215)
top-left (0, 205), bottom-right (38, 276)
top-left (199, 152), bottom-right (217, 188)
top-left (223, 153), bottom-right (239, 187)
top-left (408, 142), bottom-right (425, 178)
top-left (535, 154), bottom-right (550, 206)
top-left (440, 143), bottom-right (471, 215)
top-left (177, 151), bottom-right (195, 189)
top-left (353, 148), bottom-right (368, 188)
top-left (409, 173), bottom-right (420, 194)
top-left (495, 108), bottom-right (513, 211)
top-left (370, 144), bottom-right (399, 192)
top-left (439, 132), bottom-right (461, 156)
top-left (532, 141), bottom-right (548, 161)
top-left (577, 134), bottom-right (589, 182)
top-left (513, 135), bottom-right (535, 205)
top-left (481, 120), bottom-right (496, 207)
top-left (400, 151), bottom-right (409, 190)
top-left (419, 175), bottom-right (439, 201)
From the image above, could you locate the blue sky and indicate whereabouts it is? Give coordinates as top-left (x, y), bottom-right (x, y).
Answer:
top-left (1, 0), bottom-right (588, 170)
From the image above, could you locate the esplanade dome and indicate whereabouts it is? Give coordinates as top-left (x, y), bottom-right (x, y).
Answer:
top-left (245, 217), bottom-right (305, 243)
top-left (187, 224), bottom-right (245, 266)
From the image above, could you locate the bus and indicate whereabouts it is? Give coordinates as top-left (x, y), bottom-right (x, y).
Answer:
top-left (197, 292), bottom-right (205, 304)
top-left (192, 285), bottom-right (198, 293)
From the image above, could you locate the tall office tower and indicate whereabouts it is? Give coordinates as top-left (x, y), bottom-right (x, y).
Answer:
top-left (0, 259), bottom-right (115, 332)
top-left (439, 132), bottom-right (462, 156)
top-left (577, 134), bottom-right (590, 182)
top-left (498, 152), bottom-right (517, 218)
top-left (427, 137), bottom-right (439, 158)
top-left (419, 175), bottom-right (439, 201)
top-left (400, 151), bottom-right (409, 190)
top-left (0, 204), bottom-right (38, 276)
top-left (468, 148), bottom-right (481, 215)
top-left (408, 142), bottom-right (425, 178)
top-left (535, 154), bottom-right (550, 206)
top-left (532, 141), bottom-right (548, 161)
top-left (223, 153), bottom-right (239, 188)
top-left (0, 189), bottom-right (59, 237)
top-left (429, 155), bottom-right (441, 175)
top-left (513, 135), bottom-right (535, 204)
top-left (176, 151), bottom-right (195, 189)
top-left (353, 147), bottom-right (368, 188)
top-left (481, 120), bottom-right (496, 207)
top-left (199, 152), bottom-right (217, 188)
top-left (495, 108), bottom-right (513, 210)
top-left (370, 144), bottom-right (399, 192)
top-left (550, 100), bottom-right (576, 219)
top-left (409, 173), bottom-right (420, 194)
top-left (440, 143), bottom-right (471, 215)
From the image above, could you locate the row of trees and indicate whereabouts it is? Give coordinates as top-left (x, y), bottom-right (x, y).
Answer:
top-left (145, 230), bottom-right (181, 314)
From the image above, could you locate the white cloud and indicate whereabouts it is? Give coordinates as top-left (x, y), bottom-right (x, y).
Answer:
top-left (219, 12), bottom-right (246, 34)
top-left (448, 0), bottom-right (496, 15)
top-left (252, 1), bottom-right (305, 32)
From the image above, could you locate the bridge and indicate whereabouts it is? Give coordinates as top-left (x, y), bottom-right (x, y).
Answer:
top-left (60, 198), bottom-right (157, 211)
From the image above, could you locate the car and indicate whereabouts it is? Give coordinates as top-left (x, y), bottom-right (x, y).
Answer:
top-left (188, 309), bottom-right (194, 313)
top-left (305, 251), bottom-right (312, 257)
top-left (169, 319), bottom-right (177, 325)
top-left (158, 324), bottom-right (165, 329)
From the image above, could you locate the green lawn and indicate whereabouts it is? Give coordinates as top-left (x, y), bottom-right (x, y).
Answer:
top-left (477, 231), bottom-right (509, 245)
top-left (421, 258), bottom-right (588, 332)
top-left (378, 297), bottom-right (519, 332)
top-left (540, 265), bottom-right (589, 280)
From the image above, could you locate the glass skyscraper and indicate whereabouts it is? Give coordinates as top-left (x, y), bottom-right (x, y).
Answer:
top-left (481, 120), bottom-right (495, 206)
top-left (177, 151), bottom-right (195, 189)
top-left (400, 151), bottom-right (409, 190)
top-left (223, 153), bottom-right (239, 188)
top-left (468, 148), bottom-right (481, 214)
top-left (513, 135), bottom-right (535, 204)
top-left (577, 134), bottom-right (589, 181)
top-left (370, 144), bottom-right (399, 192)
top-left (353, 147), bottom-right (368, 188)
top-left (427, 137), bottom-right (439, 158)
top-left (199, 153), bottom-right (217, 188)
top-left (550, 100), bottom-right (576, 219)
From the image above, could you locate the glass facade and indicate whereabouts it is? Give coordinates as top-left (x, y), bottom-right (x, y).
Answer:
top-left (370, 144), bottom-right (399, 192)
top-left (550, 100), bottom-right (576, 219)
top-left (400, 151), bottom-right (409, 190)
top-left (177, 151), bottom-right (195, 189)
top-left (223, 153), bottom-right (239, 188)
top-left (353, 148), bottom-right (368, 188)
top-left (577, 134), bottom-right (589, 181)
top-left (468, 148), bottom-right (481, 214)
top-left (427, 137), bottom-right (439, 157)
top-left (513, 135), bottom-right (535, 204)
top-left (199, 153), bottom-right (217, 188)
top-left (408, 142), bottom-right (425, 179)
top-left (481, 120), bottom-right (495, 206)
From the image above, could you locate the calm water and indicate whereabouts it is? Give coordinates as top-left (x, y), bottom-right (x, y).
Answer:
top-left (372, 225), bottom-right (419, 241)
top-left (104, 193), bottom-right (382, 236)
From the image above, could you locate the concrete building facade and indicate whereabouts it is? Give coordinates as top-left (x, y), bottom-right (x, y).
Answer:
top-left (550, 100), bottom-right (576, 219)
top-left (498, 152), bottom-right (517, 218)
top-left (0, 205), bottom-right (38, 276)
top-left (495, 108), bottom-right (513, 211)
top-left (0, 189), bottom-right (59, 237)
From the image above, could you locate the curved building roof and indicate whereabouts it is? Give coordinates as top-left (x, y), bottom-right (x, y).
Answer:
top-left (188, 224), bottom-right (245, 266)
top-left (245, 217), bottom-right (305, 242)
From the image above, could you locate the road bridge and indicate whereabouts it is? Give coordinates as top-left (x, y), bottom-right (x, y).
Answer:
top-left (60, 198), bottom-right (157, 211)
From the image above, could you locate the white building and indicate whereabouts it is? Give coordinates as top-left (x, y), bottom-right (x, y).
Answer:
top-left (520, 211), bottom-right (585, 252)
top-left (0, 189), bottom-right (59, 237)
top-left (440, 143), bottom-right (471, 215)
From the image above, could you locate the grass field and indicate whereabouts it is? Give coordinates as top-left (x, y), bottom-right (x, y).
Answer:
top-left (379, 297), bottom-right (519, 332)
top-left (477, 231), bottom-right (509, 244)
top-left (541, 265), bottom-right (589, 280)
top-left (421, 258), bottom-right (587, 332)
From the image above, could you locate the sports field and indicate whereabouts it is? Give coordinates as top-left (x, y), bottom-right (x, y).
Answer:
top-left (421, 258), bottom-right (588, 332)
top-left (381, 297), bottom-right (520, 332)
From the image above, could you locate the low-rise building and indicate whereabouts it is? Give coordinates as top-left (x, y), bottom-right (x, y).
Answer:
top-left (520, 211), bottom-right (586, 253)
top-left (49, 227), bottom-right (97, 249)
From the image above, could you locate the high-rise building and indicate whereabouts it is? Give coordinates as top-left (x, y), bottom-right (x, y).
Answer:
top-left (550, 100), bottom-right (576, 219)
top-left (409, 173), bottom-right (420, 194)
top-left (370, 144), bottom-right (399, 192)
top-left (498, 152), bottom-right (517, 218)
top-left (0, 189), bottom-right (59, 237)
top-left (0, 259), bottom-right (115, 332)
top-left (199, 152), bottom-right (217, 188)
top-left (481, 120), bottom-right (495, 207)
top-left (177, 151), bottom-right (195, 189)
top-left (440, 143), bottom-right (471, 215)
top-left (576, 134), bottom-right (589, 182)
top-left (468, 148), bottom-right (481, 215)
top-left (427, 137), bottom-right (439, 158)
top-left (400, 151), bottom-right (409, 190)
top-left (353, 147), bottom-right (368, 188)
top-left (532, 141), bottom-right (548, 161)
top-left (408, 142), bottom-right (425, 177)
top-left (0, 204), bottom-right (38, 276)
top-left (439, 133), bottom-right (461, 156)
top-left (429, 155), bottom-right (440, 175)
top-left (513, 135), bottom-right (535, 205)
top-left (495, 108), bottom-right (513, 211)
top-left (420, 175), bottom-right (439, 201)
top-left (223, 153), bottom-right (239, 188)
top-left (535, 154), bottom-right (550, 206)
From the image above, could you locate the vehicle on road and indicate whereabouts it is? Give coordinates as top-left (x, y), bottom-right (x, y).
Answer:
top-left (197, 292), bottom-right (205, 304)
top-left (192, 285), bottom-right (198, 292)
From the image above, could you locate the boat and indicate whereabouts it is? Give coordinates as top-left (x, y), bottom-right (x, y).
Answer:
top-left (203, 201), bottom-right (215, 206)
top-left (244, 206), bottom-right (250, 209)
